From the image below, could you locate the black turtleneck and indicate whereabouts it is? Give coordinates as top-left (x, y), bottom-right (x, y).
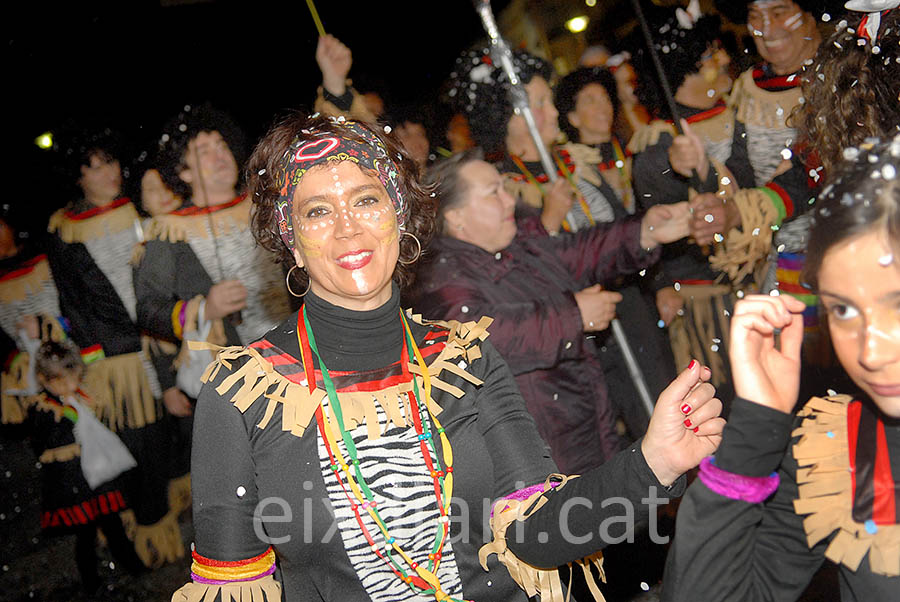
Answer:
top-left (267, 283), bottom-right (405, 374)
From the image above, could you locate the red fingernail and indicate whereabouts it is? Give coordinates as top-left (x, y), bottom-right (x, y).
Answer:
top-left (680, 403), bottom-right (692, 414)
top-left (688, 359), bottom-right (698, 370)
top-left (693, 426), bottom-right (700, 433)
top-left (683, 418), bottom-right (692, 428)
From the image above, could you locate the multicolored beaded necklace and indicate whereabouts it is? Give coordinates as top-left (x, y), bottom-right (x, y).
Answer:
top-left (510, 150), bottom-right (596, 232)
top-left (297, 306), bottom-right (468, 602)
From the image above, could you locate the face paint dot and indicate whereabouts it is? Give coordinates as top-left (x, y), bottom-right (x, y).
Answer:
top-left (878, 253), bottom-right (894, 267)
top-left (704, 214), bottom-right (714, 223)
top-left (236, 486), bottom-right (246, 497)
top-left (882, 164), bottom-right (896, 180)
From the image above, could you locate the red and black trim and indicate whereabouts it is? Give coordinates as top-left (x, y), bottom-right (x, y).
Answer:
top-left (41, 490), bottom-right (128, 530)
top-left (848, 399), bottom-right (899, 526)
top-left (752, 65), bottom-right (802, 92)
top-left (0, 253), bottom-right (48, 282)
top-left (249, 326), bottom-right (450, 393)
top-left (664, 101), bottom-right (727, 126)
top-left (170, 194), bottom-right (246, 216)
top-left (63, 197), bottom-right (131, 221)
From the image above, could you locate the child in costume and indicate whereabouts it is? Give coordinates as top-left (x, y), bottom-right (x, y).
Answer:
top-left (26, 339), bottom-right (144, 592)
top-left (663, 134), bottom-right (900, 600)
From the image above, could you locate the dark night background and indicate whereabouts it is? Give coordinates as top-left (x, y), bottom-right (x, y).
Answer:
top-left (9, 0), bottom-right (517, 231)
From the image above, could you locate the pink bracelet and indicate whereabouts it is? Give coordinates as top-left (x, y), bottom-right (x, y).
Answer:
top-left (698, 456), bottom-right (779, 504)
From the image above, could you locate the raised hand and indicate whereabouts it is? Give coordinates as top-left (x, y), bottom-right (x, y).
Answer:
top-left (640, 201), bottom-right (691, 248)
top-left (668, 119), bottom-right (710, 181)
top-left (163, 387), bottom-right (193, 417)
top-left (573, 284), bottom-right (622, 332)
top-left (540, 178), bottom-right (575, 234)
top-left (730, 294), bottom-right (807, 413)
top-left (316, 34), bottom-right (353, 96)
top-left (688, 192), bottom-right (741, 245)
top-left (641, 360), bottom-right (725, 486)
top-left (205, 279), bottom-right (248, 321)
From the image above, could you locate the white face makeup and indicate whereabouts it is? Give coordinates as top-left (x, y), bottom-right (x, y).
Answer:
top-left (290, 161), bottom-right (400, 311)
top-left (747, 1), bottom-right (819, 75)
top-left (818, 229), bottom-right (900, 417)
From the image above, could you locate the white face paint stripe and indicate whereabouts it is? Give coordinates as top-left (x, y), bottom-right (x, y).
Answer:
top-left (784, 11), bottom-right (804, 31)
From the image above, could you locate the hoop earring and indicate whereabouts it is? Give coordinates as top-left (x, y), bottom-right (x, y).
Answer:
top-left (286, 264), bottom-right (311, 297)
top-left (397, 231), bottom-right (422, 265)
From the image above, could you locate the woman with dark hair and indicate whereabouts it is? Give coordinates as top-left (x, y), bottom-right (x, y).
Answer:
top-left (172, 114), bottom-right (725, 602)
top-left (663, 134), bottom-right (900, 600)
top-left (44, 130), bottom-right (183, 567)
top-left (794, 6), bottom-right (900, 176)
top-left (448, 49), bottom-right (678, 442)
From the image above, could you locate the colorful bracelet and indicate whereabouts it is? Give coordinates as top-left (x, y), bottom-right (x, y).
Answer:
top-left (698, 456), bottom-right (779, 504)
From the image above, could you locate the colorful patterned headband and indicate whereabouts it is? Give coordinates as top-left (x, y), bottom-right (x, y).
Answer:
top-left (274, 119), bottom-right (406, 250)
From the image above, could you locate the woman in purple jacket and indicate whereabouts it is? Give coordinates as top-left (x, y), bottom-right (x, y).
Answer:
top-left (415, 150), bottom-right (691, 475)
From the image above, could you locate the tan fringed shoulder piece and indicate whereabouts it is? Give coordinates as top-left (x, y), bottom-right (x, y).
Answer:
top-left (142, 197), bottom-right (251, 245)
top-left (627, 120), bottom-right (677, 155)
top-left (171, 575), bottom-right (282, 602)
top-left (503, 176), bottom-right (544, 209)
top-left (479, 474), bottom-right (606, 602)
top-left (48, 202), bottom-right (139, 244)
top-left (193, 313), bottom-right (493, 440)
top-left (0, 256), bottom-right (53, 304)
top-left (792, 395), bottom-right (900, 576)
top-left (708, 187), bottom-right (780, 283)
top-left (559, 143), bottom-right (604, 190)
top-left (729, 69), bottom-right (803, 131)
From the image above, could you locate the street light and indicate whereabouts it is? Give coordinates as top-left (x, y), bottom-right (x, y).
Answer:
top-left (566, 15), bottom-right (589, 33)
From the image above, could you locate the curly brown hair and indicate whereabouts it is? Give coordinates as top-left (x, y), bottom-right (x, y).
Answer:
top-left (247, 113), bottom-right (437, 293)
top-left (792, 11), bottom-right (900, 175)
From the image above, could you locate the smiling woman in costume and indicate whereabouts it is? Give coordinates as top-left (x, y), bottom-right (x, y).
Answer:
top-left (663, 135), bottom-right (900, 600)
top-left (171, 114), bottom-right (725, 602)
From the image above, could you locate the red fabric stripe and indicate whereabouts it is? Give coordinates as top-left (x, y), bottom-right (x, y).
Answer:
top-left (170, 195), bottom-right (245, 216)
top-left (266, 352), bottom-right (299, 366)
top-left (81, 501), bottom-right (95, 521)
top-left (192, 546), bottom-right (273, 567)
top-left (418, 342), bottom-right (445, 359)
top-left (847, 400), bottom-right (863, 506)
top-left (873, 419), bottom-right (896, 524)
top-left (63, 197), bottom-right (131, 221)
top-left (98, 494), bottom-right (109, 514)
top-left (765, 182), bottom-right (794, 219)
top-left (73, 506), bottom-right (88, 524)
top-left (424, 330), bottom-right (448, 341)
top-left (676, 279), bottom-right (716, 286)
top-left (664, 103), bottom-right (727, 126)
top-left (297, 309), bottom-right (317, 395)
top-left (0, 254), bottom-right (48, 283)
top-left (335, 373), bottom-right (412, 393)
top-left (250, 339), bottom-right (274, 350)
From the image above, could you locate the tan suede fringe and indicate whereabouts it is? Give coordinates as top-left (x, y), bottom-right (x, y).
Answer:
top-left (192, 314), bottom-right (493, 440)
top-left (48, 203), bottom-right (139, 244)
top-left (0, 256), bottom-right (53, 303)
top-left (627, 108), bottom-right (735, 156)
top-left (667, 283), bottom-right (735, 387)
top-left (709, 187), bottom-right (781, 283)
top-left (83, 352), bottom-right (160, 432)
top-left (140, 200), bottom-right (251, 246)
top-left (134, 510), bottom-right (185, 568)
top-left (171, 575), bottom-right (283, 602)
top-left (792, 395), bottom-right (900, 576)
top-left (479, 474), bottom-right (606, 602)
top-left (729, 70), bottom-right (803, 131)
